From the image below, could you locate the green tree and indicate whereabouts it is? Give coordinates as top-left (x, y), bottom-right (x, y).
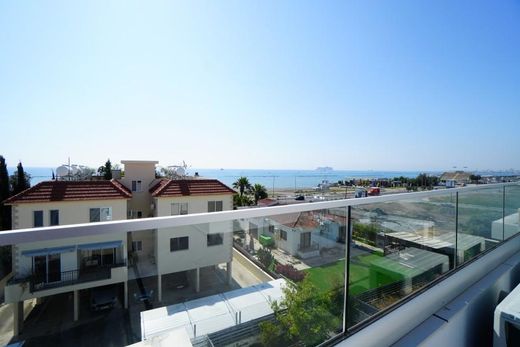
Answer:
top-left (251, 183), bottom-right (268, 204)
top-left (10, 162), bottom-right (30, 195)
top-left (0, 156), bottom-right (11, 230)
top-left (260, 278), bottom-right (337, 346)
top-left (97, 159), bottom-right (113, 180)
top-left (233, 194), bottom-right (253, 208)
top-left (232, 176), bottom-right (251, 197)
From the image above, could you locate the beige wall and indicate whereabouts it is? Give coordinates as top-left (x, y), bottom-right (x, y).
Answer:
top-left (120, 161), bottom-right (158, 218)
top-left (154, 194), bottom-right (233, 216)
top-left (11, 199), bottom-right (128, 229)
top-left (154, 194), bottom-right (233, 275)
top-left (156, 224), bottom-right (232, 275)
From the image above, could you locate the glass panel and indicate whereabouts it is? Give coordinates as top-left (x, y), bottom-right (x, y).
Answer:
top-left (231, 208), bottom-right (347, 345)
top-left (504, 185), bottom-right (520, 239)
top-left (347, 193), bottom-right (455, 329)
top-left (457, 187), bottom-right (504, 263)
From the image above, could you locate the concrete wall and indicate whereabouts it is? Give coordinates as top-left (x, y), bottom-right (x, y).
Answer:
top-left (120, 161), bottom-right (158, 218)
top-left (232, 248), bottom-right (274, 283)
top-left (11, 199), bottom-right (128, 229)
top-left (154, 194), bottom-right (233, 216)
top-left (156, 223), bottom-right (232, 275)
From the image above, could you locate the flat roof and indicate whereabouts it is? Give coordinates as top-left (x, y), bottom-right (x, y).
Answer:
top-left (387, 231), bottom-right (485, 251)
top-left (140, 279), bottom-right (286, 341)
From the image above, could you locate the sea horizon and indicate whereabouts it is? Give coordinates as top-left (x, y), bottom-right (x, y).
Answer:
top-left (7, 166), bottom-right (520, 190)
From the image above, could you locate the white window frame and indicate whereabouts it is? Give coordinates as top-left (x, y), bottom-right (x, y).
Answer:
top-left (171, 203), bottom-right (188, 216)
top-left (89, 207), bottom-right (112, 222)
top-left (131, 180), bottom-right (142, 192)
top-left (208, 200), bottom-right (223, 213)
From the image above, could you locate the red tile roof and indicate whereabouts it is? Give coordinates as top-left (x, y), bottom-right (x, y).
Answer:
top-left (150, 179), bottom-right (235, 197)
top-left (269, 212), bottom-right (319, 229)
top-left (4, 179), bottom-right (132, 204)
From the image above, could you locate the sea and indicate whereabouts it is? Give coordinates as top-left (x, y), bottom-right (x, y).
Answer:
top-left (9, 167), bottom-right (435, 190)
top-left (7, 167), bottom-right (519, 190)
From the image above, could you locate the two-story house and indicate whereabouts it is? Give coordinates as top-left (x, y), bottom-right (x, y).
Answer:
top-left (3, 180), bottom-right (132, 335)
top-left (3, 160), bottom-right (237, 335)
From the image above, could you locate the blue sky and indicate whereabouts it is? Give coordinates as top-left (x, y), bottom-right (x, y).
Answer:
top-left (1, 1), bottom-right (519, 171)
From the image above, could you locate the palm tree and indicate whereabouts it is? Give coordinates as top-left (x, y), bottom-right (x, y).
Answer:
top-left (251, 184), bottom-right (268, 204)
top-left (233, 176), bottom-right (251, 197)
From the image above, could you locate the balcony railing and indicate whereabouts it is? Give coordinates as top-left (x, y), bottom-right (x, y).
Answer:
top-left (11, 262), bottom-right (127, 292)
top-left (1, 182), bottom-right (520, 346)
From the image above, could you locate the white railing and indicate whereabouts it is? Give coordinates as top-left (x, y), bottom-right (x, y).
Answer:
top-left (1, 182), bottom-right (517, 246)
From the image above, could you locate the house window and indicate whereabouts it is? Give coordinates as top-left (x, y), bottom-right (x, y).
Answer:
top-left (207, 233), bottom-right (223, 246)
top-left (208, 200), bottom-right (223, 213)
top-left (268, 225), bottom-right (275, 234)
top-left (33, 211), bottom-right (43, 227)
top-left (171, 203), bottom-right (188, 216)
top-left (89, 207), bottom-right (112, 222)
top-left (49, 210), bottom-right (59, 226)
top-left (131, 180), bottom-right (142, 192)
top-left (170, 237), bottom-right (189, 252)
top-left (137, 211), bottom-right (143, 218)
top-left (132, 240), bottom-right (142, 252)
top-left (280, 229), bottom-right (287, 241)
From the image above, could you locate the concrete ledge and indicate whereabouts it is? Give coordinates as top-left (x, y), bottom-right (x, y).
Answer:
top-left (232, 248), bottom-right (274, 283)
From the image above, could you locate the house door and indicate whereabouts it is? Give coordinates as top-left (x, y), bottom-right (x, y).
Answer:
top-left (47, 254), bottom-right (61, 282)
top-left (300, 232), bottom-right (311, 248)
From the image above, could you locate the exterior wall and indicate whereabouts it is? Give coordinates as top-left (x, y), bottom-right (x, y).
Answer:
top-left (154, 194), bottom-right (233, 216)
top-left (120, 161), bottom-right (158, 218)
top-left (11, 199), bottom-right (128, 229)
top-left (156, 224), bottom-right (232, 275)
top-left (154, 194), bottom-right (234, 275)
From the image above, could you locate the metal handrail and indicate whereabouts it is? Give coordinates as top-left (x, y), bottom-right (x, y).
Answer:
top-left (1, 182), bottom-right (517, 246)
top-left (10, 262), bottom-right (127, 292)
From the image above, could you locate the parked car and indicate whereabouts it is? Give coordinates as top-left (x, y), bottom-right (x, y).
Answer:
top-left (295, 195), bottom-right (305, 201)
top-left (90, 285), bottom-right (118, 311)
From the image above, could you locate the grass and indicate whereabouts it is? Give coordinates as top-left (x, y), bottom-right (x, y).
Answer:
top-left (304, 253), bottom-right (384, 295)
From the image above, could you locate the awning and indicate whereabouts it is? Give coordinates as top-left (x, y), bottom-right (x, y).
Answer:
top-left (77, 240), bottom-right (122, 251)
top-left (22, 245), bottom-right (76, 257)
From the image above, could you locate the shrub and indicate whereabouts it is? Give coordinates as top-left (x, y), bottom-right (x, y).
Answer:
top-left (257, 247), bottom-right (275, 269)
top-left (275, 264), bottom-right (306, 282)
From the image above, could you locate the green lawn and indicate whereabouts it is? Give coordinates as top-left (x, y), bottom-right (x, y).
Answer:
top-left (304, 253), bottom-right (384, 295)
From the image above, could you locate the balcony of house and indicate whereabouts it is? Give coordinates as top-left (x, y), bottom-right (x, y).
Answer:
top-left (5, 241), bottom-right (128, 302)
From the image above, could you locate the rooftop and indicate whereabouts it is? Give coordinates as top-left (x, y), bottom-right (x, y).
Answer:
top-left (3, 179), bottom-right (132, 204)
top-left (149, 179), bottom-right (235, 198)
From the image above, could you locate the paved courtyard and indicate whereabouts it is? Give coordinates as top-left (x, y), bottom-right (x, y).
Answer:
top-left (0, 255), bottom-right (265, 346)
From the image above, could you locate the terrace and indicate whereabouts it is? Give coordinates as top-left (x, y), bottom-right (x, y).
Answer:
top-left (1, 182), bottom-right (520, 346)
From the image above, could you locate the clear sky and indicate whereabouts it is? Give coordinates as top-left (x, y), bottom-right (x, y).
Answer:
top-left (1, 1), bottom-right (519, 171)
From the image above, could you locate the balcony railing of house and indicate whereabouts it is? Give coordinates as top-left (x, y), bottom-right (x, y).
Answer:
top-left (2, 182), bottom-right (520, 346)
top-left (10, 262), bottom-right (127, 293)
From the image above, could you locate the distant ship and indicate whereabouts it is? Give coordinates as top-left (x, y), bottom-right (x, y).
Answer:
top-left (316, 166), bottom-right (333, 172)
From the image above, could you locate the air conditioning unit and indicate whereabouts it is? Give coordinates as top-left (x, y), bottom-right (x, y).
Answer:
top-left (494, 282), bottom-right (520, 347)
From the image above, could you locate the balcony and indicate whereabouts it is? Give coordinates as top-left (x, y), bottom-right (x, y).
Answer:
top-left (1, 182), bottom-right (520, 347)
top-left (27, 262), bottom-right (126, 292)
